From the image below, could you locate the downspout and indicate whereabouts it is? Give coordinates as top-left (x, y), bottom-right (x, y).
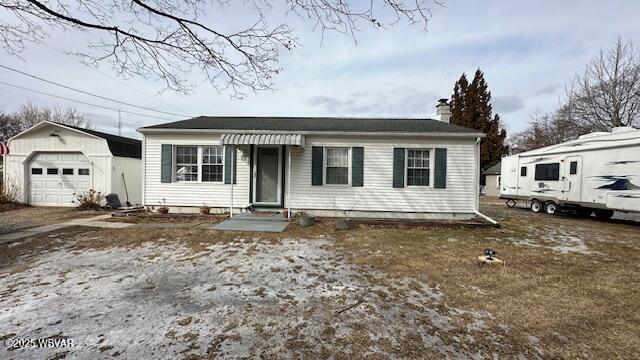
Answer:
top-left (230, 145), bottom-right (234, 218)
top-left (141, 135), bottom-right (146, 206)
top-left (473, 137), bottom-right (500, 227)
top-left (287, 145), bottom-right (291, 219)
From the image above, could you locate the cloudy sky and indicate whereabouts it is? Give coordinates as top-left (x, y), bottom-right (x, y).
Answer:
top-left (1, 0), bottom-right (639, 139)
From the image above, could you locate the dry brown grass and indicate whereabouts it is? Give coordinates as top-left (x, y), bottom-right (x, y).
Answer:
top-left (1, 205), bottom-right (638, 358)
top-left (328, 206), bottom-right (640, 358)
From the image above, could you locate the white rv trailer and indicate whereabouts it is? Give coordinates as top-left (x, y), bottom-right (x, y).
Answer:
top-left (500, 127), bottom-right (640, 219)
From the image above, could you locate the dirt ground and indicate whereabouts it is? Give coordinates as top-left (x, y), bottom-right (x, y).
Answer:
top-left (0, 206), bottom-right (103, 234)
top-left (0, 203), bottom-right (638, 359)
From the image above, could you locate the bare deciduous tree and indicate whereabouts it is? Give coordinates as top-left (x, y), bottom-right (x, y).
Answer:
top-left (0, 103), bottom-right (91, 143)
top-left (0, 0), bottom-right (440, 96)
top-left (16, 103), bottom-right (92, 128)
top-left (508, 107), bottom-right (579, 152)
top-left (565, 38), bottom-right (640, 132)
top-left (0, 112), bottom-right (22, 143)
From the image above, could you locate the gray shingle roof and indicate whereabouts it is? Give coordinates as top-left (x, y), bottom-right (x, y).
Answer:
top-left (482, 161), bottom-right (501, 175)
top-left (139, 116), bottom-right (483, 135)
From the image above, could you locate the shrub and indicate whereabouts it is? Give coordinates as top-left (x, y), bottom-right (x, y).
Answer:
top-left (0, 182), bottom-right (21, 204)
top-left (73, 189), bottom-right (105, 210)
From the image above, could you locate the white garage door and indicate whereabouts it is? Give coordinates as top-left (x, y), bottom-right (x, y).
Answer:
top-left (29, 153), bottom-right (93, 206)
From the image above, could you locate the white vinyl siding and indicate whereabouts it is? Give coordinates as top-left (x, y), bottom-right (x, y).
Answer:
top-left (5, 123), bottom-right (142, 206)
top-left (142, 132), bottom-right (478, 215)
top-left (286, 135), bottom-right (477, 214)
top-left (143, 133), bottom-right (249, 208)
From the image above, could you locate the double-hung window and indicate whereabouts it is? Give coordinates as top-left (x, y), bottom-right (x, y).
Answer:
top-left (407, 149), bottom-right (430, 186)
top-left (325, 147), bottom-right (349, 185)
top-left (176, 146), bottom-right (198, 182)
top-left (202, 146), bottom-right (223, 182)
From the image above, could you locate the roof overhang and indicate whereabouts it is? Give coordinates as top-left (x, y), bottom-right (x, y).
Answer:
top-left (7, 121), bottom-right (105, 144)
top-left (221, 133), bottom-right (305, 147)
top-left (138, 128), bottom-right (485, 138)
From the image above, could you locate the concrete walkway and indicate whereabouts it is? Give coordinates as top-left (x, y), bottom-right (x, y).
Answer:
top-left (0, 211), bottom-right (291, 245)
top-left (0, 215), bottom-right (133, 245)
top-left (211, 212), bottom-right (290, 232)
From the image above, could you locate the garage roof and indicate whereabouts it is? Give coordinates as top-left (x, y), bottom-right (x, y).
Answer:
top-left (61, 124), bottom-right (142, 159)
top-left (139, 116), bottom-right (484, 136)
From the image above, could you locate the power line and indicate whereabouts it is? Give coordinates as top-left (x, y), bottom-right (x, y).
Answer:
top-left (41, 42), bottom-right (187, 114)
top-left (0, 64), bottom-right (191, 118)
top-left (0, 80), bottom-right (178, 122)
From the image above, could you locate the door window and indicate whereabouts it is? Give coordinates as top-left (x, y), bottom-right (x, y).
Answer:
top-left (47, 168), bottom-right (59, 175)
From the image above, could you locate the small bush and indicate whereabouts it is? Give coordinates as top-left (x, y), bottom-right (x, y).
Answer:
top-left (0, 182), bottom-right (21, 204)
top-left (73, 189), bottom-right (105, 210)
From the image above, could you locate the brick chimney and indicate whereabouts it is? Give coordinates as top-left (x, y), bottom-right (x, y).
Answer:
top-left (436, 98), bottom-right (451, 123)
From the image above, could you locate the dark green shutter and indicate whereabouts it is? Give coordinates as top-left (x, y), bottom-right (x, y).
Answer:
top-left (161, 144), bottom-right (172, 183)
top-left (312, 146), bottom-right (323, 186)
top-left (224, 145), bottom-right (237, 184)
top-left (434, 148), bottom-right (447, 189)
top-left (393, 147), bottom-right (405, 188)
top-left (352, 147), bottom-right (364, 187)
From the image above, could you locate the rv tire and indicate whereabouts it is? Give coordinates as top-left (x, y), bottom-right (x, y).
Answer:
top-left (530, 200), bottom-right (544, 213)
top-left (545, 202), bottom-right (558, 214)
top-left (594, 209), bottom-right (614, 220)
top-left (576, 208), bottom-right (592, 218)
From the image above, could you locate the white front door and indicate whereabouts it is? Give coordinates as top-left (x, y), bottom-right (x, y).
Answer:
top-left (253, 146), bottom-right (282, 206)
top-left (29, 153), bottom-right (92, 206)
top-left (561, 156), bottom-right (582, 202)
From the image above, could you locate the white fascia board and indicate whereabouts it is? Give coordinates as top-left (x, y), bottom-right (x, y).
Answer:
top-left (136, 127), bottom-right (486, 138)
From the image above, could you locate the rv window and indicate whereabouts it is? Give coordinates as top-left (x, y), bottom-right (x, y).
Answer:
top-left (570, 161), bottom-right (578, 175)
top-left (535, 163), bottom-right (560, 181)
top-left (520, 166), bottom-right (527, 176)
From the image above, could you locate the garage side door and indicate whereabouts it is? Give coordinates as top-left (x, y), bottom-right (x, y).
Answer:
top-left (29, 153), bottom-right (92, 206)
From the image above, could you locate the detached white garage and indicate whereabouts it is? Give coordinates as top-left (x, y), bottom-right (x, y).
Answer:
top-left (3, 121), bottom-right (142, 207)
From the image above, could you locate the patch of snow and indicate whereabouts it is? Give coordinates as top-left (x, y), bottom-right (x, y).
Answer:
top-left (0, 237), bottom-right (535, 359)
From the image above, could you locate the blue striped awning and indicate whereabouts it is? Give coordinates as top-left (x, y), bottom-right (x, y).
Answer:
top-left (220, 133), bottom-right (305, 147)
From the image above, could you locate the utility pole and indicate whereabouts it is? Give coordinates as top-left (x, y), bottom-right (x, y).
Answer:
top-left (117, 108), bottom-right (122, 136)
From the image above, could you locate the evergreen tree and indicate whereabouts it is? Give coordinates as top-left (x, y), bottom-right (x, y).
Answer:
top-left (450, 69), bottom-right (508, 169)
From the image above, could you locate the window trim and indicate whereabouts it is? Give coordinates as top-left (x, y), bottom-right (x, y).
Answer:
top-left (172, 144), bottom-right (226, 183)
top-left (201, 145), bottom-right (225, 183)
top-left (323, 146), bottom-right (351, 186)
top-left (405, 148), bottom-right (433, 187)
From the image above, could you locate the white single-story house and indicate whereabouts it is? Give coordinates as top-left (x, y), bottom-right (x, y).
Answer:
top-left (138, 100), bottom-right (486, 219)
top-left (3, 121), bottom-right (142, 206)
top-left (482, 161), bottom-right (501, 197)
